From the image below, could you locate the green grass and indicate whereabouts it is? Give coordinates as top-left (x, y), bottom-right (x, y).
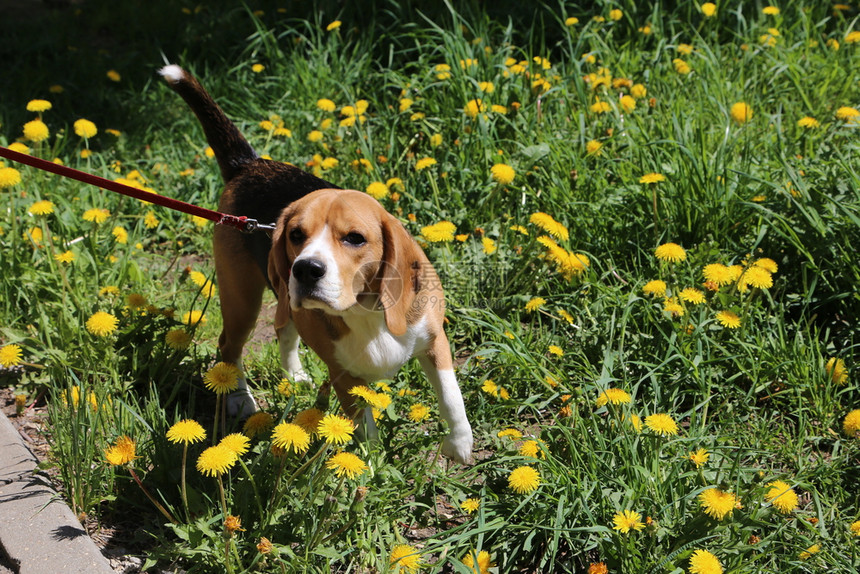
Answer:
top-left (1, 1), bottom-right (859, 572)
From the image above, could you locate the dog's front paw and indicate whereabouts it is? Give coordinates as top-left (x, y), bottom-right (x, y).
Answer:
top-left (226, 389), bottom-right (258, 418)
top-left (441, 431), bottom-right (473, 465)
top-left (287, 367), bottom-right (311, 384)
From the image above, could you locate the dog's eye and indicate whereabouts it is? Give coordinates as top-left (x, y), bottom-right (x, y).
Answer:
top-left (343, 232), bottom-right (366, 247)
top-left (289, 228), bottom-right (306, 244)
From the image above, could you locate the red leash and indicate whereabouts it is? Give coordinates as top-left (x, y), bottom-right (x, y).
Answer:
top-left (0, 145), bottom-right (274, 233)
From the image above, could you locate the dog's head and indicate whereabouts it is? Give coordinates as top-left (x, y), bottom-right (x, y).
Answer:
top-left (268, 189), bottom-right (423, 336)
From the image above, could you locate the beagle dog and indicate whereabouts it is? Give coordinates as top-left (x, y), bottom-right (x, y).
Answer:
top-left (160, 65), bottom-right (473, 464)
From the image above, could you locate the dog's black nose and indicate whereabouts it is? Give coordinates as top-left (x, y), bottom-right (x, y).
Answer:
top-left (292, 258), bottom-right (327, 285)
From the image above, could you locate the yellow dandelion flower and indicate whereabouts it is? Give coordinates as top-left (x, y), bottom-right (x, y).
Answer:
top-left (326, 451), bottom-right (367, 479)
top-left (463, 550), bottom-right (495, 574)
top-left (699, 488), bottom-right (738, 520)
top-left (318, 414), bottom-right (355, 445)
top-left (663, 298), bottom-right (685, 317)
top-left (86, 311), bottom-right (118, 336)
top-left (166, 419), bottom-right (206, 445)
top-left (676, 288), bottom-right (706, 306)
top-left (640, 172), bottom-right (666, 184)
top-left (326, 20), bottom-right (341, 31)
top-left (565, 17), bottom-right (579, 26)
top-left (548, 345), bottom-right (564, 357)
top-left (0, 344), bottom-right (24, 367)
top-left (182, 310), bottom-right (206, 326)
top-left (836, 107), bottom-right (860, 122)
top-left (586, 140), bottom-right (603, 155)
top-left (106, 69), bottom-right (122, 82)
top-left (763, 6), bottom-right (780, 15)
top-left (27, 199), bottom-right (54, 215)
top-left (739, 267), bottom-right (773, 290)
top-left (689, 448), bottom-right (710, 468)
top-left (293, 408), bottom-right (324, 435)
top-left (558, 309), bottom-right (574, 324)
top-left (0, 167), bottom-right (23, 188)
top-left (689, 549), bottom-right (722, 574)
top-left (434, 63), bottom-right (451, 80)
top-left (826, 358), bottom-right (848, 385)
top-left (508, 465), bottom-right (541, 494)
top-left (26, 99), bottom-right (52, 112)
top-left (591, 100), bottom-right (612, 114)
top-left (165, 329), bottom-right (192, 351)
top-left (73, 118), bottom-right (98, 138)
top-left (461, 498), bottom-right (481, 513)
top-left (764, 480), bottom-right (799, 514)
top-left (715, 311), bottom-right (741, 329)
top-left (219, 433), bottom-right (251, 456)
top-left (850, 520), bottom-right (860, 536)
top-left (83, 208), bottom-right (110, 224)
top-left (464, 99), bottom-right (486, 119)
top-left (481, 379), bottom-right (499, 397)
top-left (703, 264), bottom-right (733, 286)
top-left (271, 422), bottom-right (311, 454)
top-left (366, 181), bottom-right (389, 200)
top-left (655, 242), bottom-right (686, 262)
top-left (525, 297), bottom-right (546, 312)
top-left (730, 102), bottom-right (753, 124)
top-left (645, 413), bottom-right (679, 436)
top-left (23, 119), bottom-right (50, 143)
top-left (620, 95), bottom-right (636, 113)
top-left (317, 98), bottom-right (336, 112)
top-left (491, 163), bottom-right (515, 185)
top-left (519, 439), bottom-right (546, 459)
top-left (196, 444), bottom-right (238, 477)
top-left (409, 403), bottom-right (431, 422)
top-left (529, 212), bottom-right (568, 241)
top-left (842, 409), bottom-right (860, 437)
top-left (414, 157), bottom-right (437, 171)
top-left (753, 258), bottom-right (778, 273)
top-left (420, 221), bottom-right (456, 242)
top-left (798, 116), bottom-right (820, 129)
top-left (144, 212), bottom-right (159, 228)
top-left (390, 544), bottom-right (421, 573)
top-left (104, 435), bottom-right (137, 466)
top-left (482, 237), bottom-right (497, 254)
top-left (596, 388), bottom-right (632, 407)
top-left (203, 362), bottom-right (240, 394)
top-left (243, 412), bottom-right (274, 438)
top-left (612, 509), bottom-right (645, 534)
top-left (643, 280), bottom-right (668, 297)
top-left (497, 428), bottom-right (523, 439)
top-left (53, 251), bottom-right (75, 264)
top-left (673, 58), bottom-right (691, 74)
top-left (799, 544), bottom-right (820, 560)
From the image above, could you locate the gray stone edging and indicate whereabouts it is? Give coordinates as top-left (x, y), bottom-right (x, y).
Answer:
top-left (0, 409), bottom-right (115, 574)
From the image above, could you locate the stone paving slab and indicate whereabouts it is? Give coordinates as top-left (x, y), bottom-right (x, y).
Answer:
top-left (0, 409), bottom-right (115, 574)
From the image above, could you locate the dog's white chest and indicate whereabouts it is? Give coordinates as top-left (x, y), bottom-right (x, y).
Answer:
top-left (334, 313), bottom-right (429, 380)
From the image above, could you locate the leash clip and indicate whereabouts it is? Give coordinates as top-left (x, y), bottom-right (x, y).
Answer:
top-left (219, 214), bottom-right (277, 234)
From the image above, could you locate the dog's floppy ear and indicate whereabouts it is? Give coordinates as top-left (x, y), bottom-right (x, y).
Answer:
top-left (379, 214), bottom-right (422, 337)
top-left (267, 208), bottom-right (294, 331)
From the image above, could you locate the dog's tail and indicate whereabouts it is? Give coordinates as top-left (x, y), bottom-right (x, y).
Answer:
top-left (159, 64), bottom-right (258, 182)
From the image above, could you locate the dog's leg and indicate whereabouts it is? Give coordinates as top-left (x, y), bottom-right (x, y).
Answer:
top-left (215, 227), bottom-right (265, 417)
top-left (276, 321), bottom-right (310, 382)
top-left (418, 334), bottom-right (473, 464)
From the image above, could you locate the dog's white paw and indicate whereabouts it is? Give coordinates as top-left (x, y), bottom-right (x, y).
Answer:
top-left (226, 389), bottom-right (258, 418)
top-left (287, 367), bottom-right (311, 384)
top-left (441, 431), bottom-right (473, 465)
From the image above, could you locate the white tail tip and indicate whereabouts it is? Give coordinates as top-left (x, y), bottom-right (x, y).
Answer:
top-left (159, 64), bottom-right (185, 84)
